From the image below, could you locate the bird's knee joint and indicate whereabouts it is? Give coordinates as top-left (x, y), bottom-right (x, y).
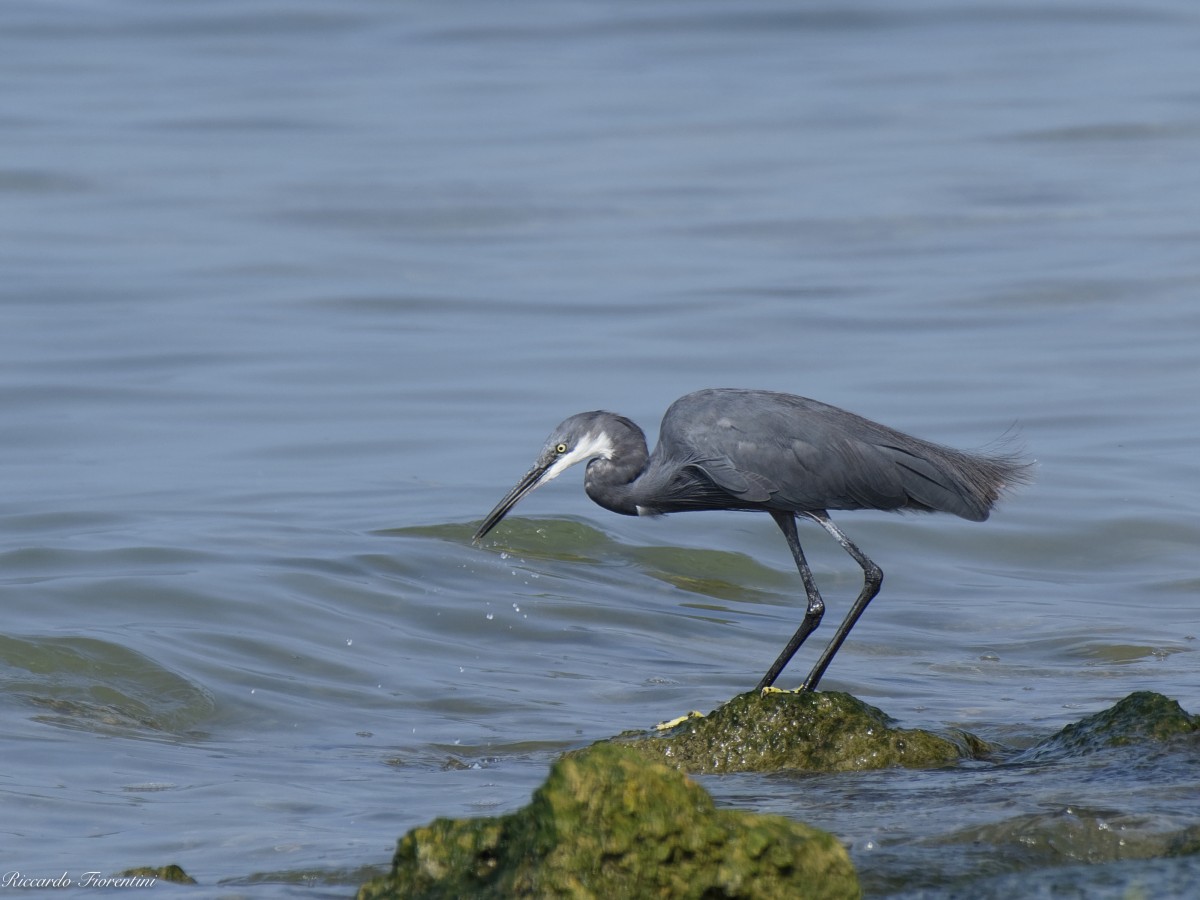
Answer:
top-left (866, 565), bottom-right (883, 589)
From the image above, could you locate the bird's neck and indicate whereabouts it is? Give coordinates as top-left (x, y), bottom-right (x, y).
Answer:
top-left (583, 424), bottom-right (649, 517)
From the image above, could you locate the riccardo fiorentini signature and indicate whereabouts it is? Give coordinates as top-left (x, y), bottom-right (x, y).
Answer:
top-left (2, 870), bottom-right (159, 888)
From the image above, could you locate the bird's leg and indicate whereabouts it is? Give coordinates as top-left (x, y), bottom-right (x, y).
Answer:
top-left (755, 511), bottom-right (826, 690)
top-left (798, 512), bottom-right (883, 692)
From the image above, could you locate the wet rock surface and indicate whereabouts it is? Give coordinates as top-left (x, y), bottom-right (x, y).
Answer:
top-left (357, 741), bottom-right (860, 900)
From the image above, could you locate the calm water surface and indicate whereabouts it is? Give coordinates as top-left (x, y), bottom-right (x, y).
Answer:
top-left (2, 1), bottom-right (1199, 895)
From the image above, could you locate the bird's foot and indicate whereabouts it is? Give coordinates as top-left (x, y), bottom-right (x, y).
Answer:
top-left (654, 710), bottom-right (706, 731)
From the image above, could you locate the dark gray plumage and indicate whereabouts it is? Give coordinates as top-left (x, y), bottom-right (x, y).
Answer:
top-left (474, 388), bottom-right (1031, 691)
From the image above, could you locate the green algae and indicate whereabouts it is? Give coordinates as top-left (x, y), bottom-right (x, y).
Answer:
top-left (1024, 691), bottom-right (1199, 760)
top-left (113, 865), bottom-right (195, 884)
top-left (611, 689), bottom-right (985, 774)
top-left (357, 741), bottom-right (860, 900)
top-left (359, 691), bottom-right (1200, 898)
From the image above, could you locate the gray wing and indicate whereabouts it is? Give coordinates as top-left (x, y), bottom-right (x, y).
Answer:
top-left (659, 390), bottom-right (1013, 521)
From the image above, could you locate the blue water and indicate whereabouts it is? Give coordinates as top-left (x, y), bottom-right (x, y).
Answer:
top-left (3, 1), bottom-right (1199, 895)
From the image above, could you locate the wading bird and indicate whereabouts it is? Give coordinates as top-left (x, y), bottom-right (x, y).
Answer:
top-left (474, 389), bottom-right (1030, 691)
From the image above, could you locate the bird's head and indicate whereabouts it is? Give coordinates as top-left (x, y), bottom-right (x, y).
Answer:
top-left (473, 413), bottom-right (618, 542)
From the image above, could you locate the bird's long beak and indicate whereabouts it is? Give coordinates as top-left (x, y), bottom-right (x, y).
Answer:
top-left (473, 459), bottom-right (553, 542)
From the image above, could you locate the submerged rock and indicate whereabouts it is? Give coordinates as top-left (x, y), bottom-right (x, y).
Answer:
top-left (940, 806), bottom-right (1200, 866)
top-left (357, 741), bottom-right (860, 900)
top-left (611, 689), bottom-right (984, 774)
top-left (112, 865), bottom-right (195, 885)
top-left (1023, 691), bottom-right (1199, 760)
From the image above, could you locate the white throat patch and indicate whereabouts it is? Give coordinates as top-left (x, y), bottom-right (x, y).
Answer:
top-left (542, 431), bottom-right (615, 483)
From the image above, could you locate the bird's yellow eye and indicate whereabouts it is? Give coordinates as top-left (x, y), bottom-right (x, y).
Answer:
top-left (555, 443), bottom-right (568, 454)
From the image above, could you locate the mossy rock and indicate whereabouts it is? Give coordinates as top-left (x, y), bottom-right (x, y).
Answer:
top-left (611, 690), bottom-right (984, 774)
top-left (358, 741), bottom-right (859, 900)
top-left (1024, 691), bottom-right (1199, 760)
top-left (113, 865), bottom-right (195, 884)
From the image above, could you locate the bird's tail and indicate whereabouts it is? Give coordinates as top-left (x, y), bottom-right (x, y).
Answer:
top-left (930, 436), bottom-right (1034, 522)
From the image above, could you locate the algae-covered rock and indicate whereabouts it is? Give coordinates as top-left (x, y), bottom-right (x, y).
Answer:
top-left (1025, 691), bottom-right (1199, 760)
top-left (613, 690), bottom-right (982, 774)
top-left (940, 807), bottom-right (1200, 866)
top-left (358, 741), bottom-right (859, 900)
top-left (111, 865), bottom-right (195, 885)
